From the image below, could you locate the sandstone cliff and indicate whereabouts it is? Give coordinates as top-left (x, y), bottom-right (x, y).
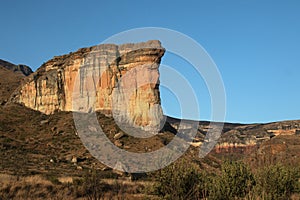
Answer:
top-left (11, 40), bottom-right (165, 130)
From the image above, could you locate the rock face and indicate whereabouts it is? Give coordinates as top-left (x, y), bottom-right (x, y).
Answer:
top-left (11, 40), bottom-right (165, 130)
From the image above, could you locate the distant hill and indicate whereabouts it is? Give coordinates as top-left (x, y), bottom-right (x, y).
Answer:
top-left (0, 59), bottom-right (33, 76)
top-left (0, 59), bottom-right (33, 103)
top-left (0, 66), bottom-right (24, 103)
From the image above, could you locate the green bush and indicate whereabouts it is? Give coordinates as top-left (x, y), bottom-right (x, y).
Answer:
top-left (153, 160), bottom-right (209, 200)
top-left (210, 161), bottom-right (255, 200)
top-left (149, 160), bottom-right (299, 200)
top-left (254, 164), bottom-right (299, 199)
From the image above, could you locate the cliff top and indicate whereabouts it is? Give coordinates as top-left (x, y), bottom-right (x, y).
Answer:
top-left (36, 40), bottom-right (164, 73)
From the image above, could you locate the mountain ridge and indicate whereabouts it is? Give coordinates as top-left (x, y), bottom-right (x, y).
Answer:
top-left (0, 42), bottom-right (299, 198)
top-left (0, 59), bottom-right (33, 76)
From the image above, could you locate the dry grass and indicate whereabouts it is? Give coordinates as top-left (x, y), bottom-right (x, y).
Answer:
top-left (0, 174), bottom-right (75, 200)
top-left (0, 173), bottom-right (54, 189)
top-left (0, 173), bottom-right (156, 200)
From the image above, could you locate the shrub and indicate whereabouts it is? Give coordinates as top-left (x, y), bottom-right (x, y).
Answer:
top-left (254, 164), bottom-right (299, 199)
top-left (80, 170), bottom-right (109, 200)
top-left (149, 160), bottom-right (299, 200)
top-left (210, 161), bottom-right (255, 200)
top-left (153, 160), bottom-right (209, 200)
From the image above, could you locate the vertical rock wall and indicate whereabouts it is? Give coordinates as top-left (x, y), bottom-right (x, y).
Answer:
top-left (12, 40), bottom-right (165, 129)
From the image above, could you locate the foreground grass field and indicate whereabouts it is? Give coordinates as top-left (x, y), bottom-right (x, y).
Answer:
top-left (1, 159), bottom-right (299, 200)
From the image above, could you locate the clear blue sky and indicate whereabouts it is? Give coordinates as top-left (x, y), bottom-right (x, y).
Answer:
top-left (1, 0), bottom-right (300, 123)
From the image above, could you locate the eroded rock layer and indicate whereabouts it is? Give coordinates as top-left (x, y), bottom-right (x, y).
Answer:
top-left (11, 40), bottom-right (165, 129)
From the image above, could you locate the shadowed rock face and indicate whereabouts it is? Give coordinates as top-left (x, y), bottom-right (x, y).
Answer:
top-left (11, 40), bottom-right (165, 130)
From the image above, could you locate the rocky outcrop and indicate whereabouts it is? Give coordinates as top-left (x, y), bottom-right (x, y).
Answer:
top-left (0, 59), bottom-right (33, 76)
top-left (11, 40), bottom-right (165, 130)
top-left (211, 121), bottom-right (300, 154)
top-left (214, 142), bottom-right (257, 154)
